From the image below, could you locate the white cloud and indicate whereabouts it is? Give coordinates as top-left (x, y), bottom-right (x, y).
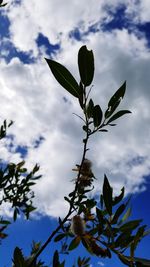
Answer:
top-left (0, 0), bottom-right (150, 217)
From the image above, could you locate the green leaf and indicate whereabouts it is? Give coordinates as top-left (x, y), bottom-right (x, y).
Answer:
top-left (53, 250), bottom-right (59, 267)
top-left (115, 232), bottom-right (134, 249)
top-left (103, 175), bottom-right (113, 215)
top-left (68, 236), bottom-right (81, 251)
top-left (107, 110), bottom-right (131, 124)
top-left (86, 99), bottom-right (94, 118)
top-left (113, 187), bottom-right (125, 206)
top-left (45, 58), bottom-right (81, 98)
top-left (118, 254), bottom-right (132, 266)
top-left (121, 256), bottom-right (150, 267)
top-left (93, 105), bottom-right (103, 127)
top-left (13, 247), bottom-right (25, 267)
top-left (134, 257), bottom-right (150, 266)
top-left (96, 208), bottom-right (104, 224)
top-left (131, 225), bottom-right (146, 256)
top-left (108, 81), bottom-right (126, 108)
top-left (54, 233), bottom-right (66, 242)
top-left (78, 45), bottom-right (94, 86)
top-left (0, 220), bottom-right (11, 225)
top-left (120, 220), bottom-right (142, 232)
top-left (112, 204), bottom-right (126, 224)
top-left (119, 207), bottom-right (132, 225)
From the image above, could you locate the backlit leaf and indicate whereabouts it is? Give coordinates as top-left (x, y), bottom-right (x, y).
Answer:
top-left (113, 187), bottom-right (125, 206)
top-left (93, 105), bottom-right (103, 127)
top-left (107, 110), bottom-right (131, 124)
top-left (112, 204), bottom-right (126, 224)
top-left (120, 220), bottom-right (142, 232)
top-left (78, 45), bottom-right (94, 86)
top-left (103, 175), bottom-right (112, 215)
top-left (108, 81), bottom-right (126, 108)
top-left (45, 58), bottom-right (81, 98)
top-left (68, 236), bottom-right (81, 251)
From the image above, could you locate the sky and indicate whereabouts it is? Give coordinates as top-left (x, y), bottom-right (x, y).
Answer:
top-left (0, 0), bottom-right (150, 266)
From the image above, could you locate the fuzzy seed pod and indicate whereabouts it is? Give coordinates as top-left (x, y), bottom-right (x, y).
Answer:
top-left (71, 215), bottom-right (85, 236)
top-left (72, 159), bottom-right (94, 188)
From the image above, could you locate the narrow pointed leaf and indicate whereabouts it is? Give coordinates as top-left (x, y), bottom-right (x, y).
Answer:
top-left (119, 207), bottom-right (132, 225)
top-left (13, 247), bottom-right (25, 267)
top-left (108, 81), bottom-right (126, 107)
top-left (131, 225), bottom-right (146, 255)
top-left (78, 45), bottom-right (94, 86)
top-left (54, 233), bottom-right (66, 242)
top-left (112, 204), bottom-right (126, 224)
top-left (107, 110), bottom-right (131, 124)
top-left (87, 99), bottom-right (94, 118)
top-left (120, 220), bottom-right (142, 232)
top-left (113, 187), bottom-right (125, 206)
top-left (45, 58), bottom-right (81, 98)
top-left (68, 236), bottom-right (81, 251)
top-left (53, 250), bottom-right (59, 267)
top-left (103, 175), bottom-right (113, 215)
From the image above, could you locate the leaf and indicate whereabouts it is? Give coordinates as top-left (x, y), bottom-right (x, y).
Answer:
top-left (54, 233), bottom-right (66, 242)
top-left (112, 204), bottom-right (126, 224)
top-left (134, 257), bottom-right (150, 266)
top-left (115, 232), bottom-right (134, 249)
top-left (78, 45), bottom-right (94, 86)
top-left (119, 207), bottom-right (132, 225)
top-left (93, 105), bottom-right (103, 127)
top-left (13, 247), bottom-right (25, 267)
top-left (113, 187), bottom-right (125, 206)
top-left (122, 256), bottom-right (150, 267)
top-left (118, 254), bottom-right (132, 266)
top-left (120, 220), bottom-right (142, 232)
top-left (107, 110), bottom-right (131, 124)
top-left (0, 220), bottom-right (11, 225)
top-left (86, 99), bottom-right (94, 118)
top-left (131, 225), bottom-right (146, 256)
top-left (102, 175), bottom-right (113, 215)
top-left (96, 208), bottom-right (104, 224)
top-left (45, 58), bottom-right (81, 98)
top-left (108, 81), bottom-right (126, 108)
top-left (53, 250), bottom-right (59, 267)
top-left (68, 236), bottom-right (81, 251)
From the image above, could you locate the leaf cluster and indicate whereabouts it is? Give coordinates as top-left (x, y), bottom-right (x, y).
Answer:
top-left (0, 120), bottom-right (41, 245)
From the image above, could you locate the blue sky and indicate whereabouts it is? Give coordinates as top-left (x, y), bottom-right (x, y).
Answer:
top-left (0, 0), bottom-right (150, 266)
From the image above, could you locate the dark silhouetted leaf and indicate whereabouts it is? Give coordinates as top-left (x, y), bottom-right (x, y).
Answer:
top-left (93, 105), bottom-right (103, 127)
top-left (115, 231), bottom-right (134, 249)
top-left (113, 187), bottom-right (125, 206)
top-left (54, 233), bottom-right (66, 242)
top-left (87, 99), bottom-right (94, 118)
top-left (119, 207), bottom-right (132, 225)
top-left (53, 250), bottom-right (59, 267)
top-left (13, 247), bottom-right (25, 267)
top-left (112, 204), bottom-right (126, 224)
top-left (107, 110), bottom-right (131, 124)
top-left (131, 225), bottom-right (146, 257)
top-left (120, 220), bottom-right (142, 232)
top-left (134, 257), bottom-right (150, 266)
top-left (108, 81), bottom-right (126, 108)
top-left (45, 58), bottom-right (81, 98)
top-left (78, 45), bottom-right (94, 86)
top-left (103, 175), bottom-right (112, 215)
top-left (68, 236), bottom-right (81, 251)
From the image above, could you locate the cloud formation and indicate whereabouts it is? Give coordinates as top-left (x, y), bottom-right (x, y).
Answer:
top-left (0, 0), bottom-right (150, 217)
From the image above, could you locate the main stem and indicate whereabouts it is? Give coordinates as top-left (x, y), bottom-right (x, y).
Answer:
top-left (29, 85), bottom-right (89, 266)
